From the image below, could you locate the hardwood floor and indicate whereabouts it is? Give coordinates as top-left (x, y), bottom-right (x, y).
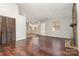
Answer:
top-left (0, 39), bottom-right (32, 56)
top-left (0, 34), bottom-right (79, 56)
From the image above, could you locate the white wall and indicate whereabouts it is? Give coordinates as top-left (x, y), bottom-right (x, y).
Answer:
top-left (16, 15), bottom-right (26, 41)
top-left (0, 3), bottom-right (19, 17)
top-left (0, 3), bottom-right (26, 41)
top-left (45, 17), bottom-right (72, 38)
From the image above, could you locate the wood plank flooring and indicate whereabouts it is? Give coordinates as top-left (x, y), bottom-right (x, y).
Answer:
top-left (0, 35), bottom-right (79, 56)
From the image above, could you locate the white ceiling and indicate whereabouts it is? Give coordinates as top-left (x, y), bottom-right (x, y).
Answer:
top-left (18, 3), bottom-right (73, 23)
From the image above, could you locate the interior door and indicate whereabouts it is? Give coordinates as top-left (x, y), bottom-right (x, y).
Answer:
top-left (11, 18), bottom-right (16, 42)
top-left (6, 17), bottom-right (12, 43)
top-left (1, 16), bottom-right (7, 44)
top-left (0, 16), bottom-right (16, 44)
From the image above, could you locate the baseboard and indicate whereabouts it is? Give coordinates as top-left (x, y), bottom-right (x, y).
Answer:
top-left (16, 38), bottom-right (26, 41)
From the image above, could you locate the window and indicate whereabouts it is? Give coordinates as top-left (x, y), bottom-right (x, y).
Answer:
top-left (52, 21), bottom-right (60, 31)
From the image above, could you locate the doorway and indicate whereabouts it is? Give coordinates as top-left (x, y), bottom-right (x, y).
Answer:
top-left (40, 22), bottom-right (46, 35)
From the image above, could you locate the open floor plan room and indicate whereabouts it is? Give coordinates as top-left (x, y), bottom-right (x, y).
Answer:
top-left (0, 3), bottom-right (79, 56)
